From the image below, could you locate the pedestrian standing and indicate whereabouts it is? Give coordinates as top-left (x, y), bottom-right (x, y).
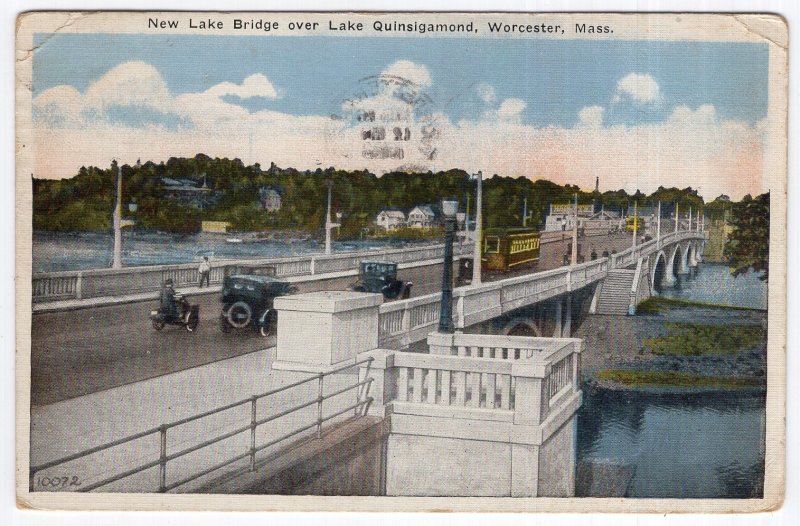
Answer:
top-left (198, 256), bottom-right (211, 287)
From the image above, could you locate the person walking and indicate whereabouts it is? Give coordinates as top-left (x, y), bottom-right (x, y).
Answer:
top-left (198, 256), bottom-right (211, 287)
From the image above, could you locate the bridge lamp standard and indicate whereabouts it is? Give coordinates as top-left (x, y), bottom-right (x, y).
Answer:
top-left (470, 171), bottom-right (483, 285)
top-left (438, 199), bottom-right (459, 334)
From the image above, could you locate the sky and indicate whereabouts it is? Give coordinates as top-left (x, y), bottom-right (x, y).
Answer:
top-left (30, 33), bottom-right (770, 199)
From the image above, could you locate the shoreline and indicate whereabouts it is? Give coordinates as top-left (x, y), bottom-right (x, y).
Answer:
top-left (576, 300), bottom-right (767, 393)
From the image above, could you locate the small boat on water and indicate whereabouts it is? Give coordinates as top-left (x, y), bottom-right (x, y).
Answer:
top-left (226, 238), bottom-right (243, 244)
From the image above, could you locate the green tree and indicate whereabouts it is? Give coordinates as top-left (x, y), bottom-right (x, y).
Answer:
top-left (724, 192), bottom-right (769, 280)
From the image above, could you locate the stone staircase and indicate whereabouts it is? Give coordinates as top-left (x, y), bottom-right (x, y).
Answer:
top-left (594, 269), bottom-right (636, 315)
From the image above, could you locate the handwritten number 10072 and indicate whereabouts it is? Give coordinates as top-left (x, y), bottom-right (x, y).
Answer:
top-left (37, 476), bottom-right (81, 488)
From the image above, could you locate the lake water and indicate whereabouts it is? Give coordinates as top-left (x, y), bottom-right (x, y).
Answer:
top-left (31, 231), bottom-right (420, 273)
top-left (661, 263), bottom-right (768, 310)
top-left (577, 389), bottom-right (766, 498)
top-left (577, 262), bottom-right (767, 498)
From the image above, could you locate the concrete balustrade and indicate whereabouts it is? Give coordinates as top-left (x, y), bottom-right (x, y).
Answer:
top-left (32, 242), bottom-right (472, 303)
top-left (356, 334), bottom-right (583, 496)
top-left (375, 231), bottom-right (702, 348)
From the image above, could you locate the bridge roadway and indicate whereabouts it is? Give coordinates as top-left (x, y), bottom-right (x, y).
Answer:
top-left (31, 232), bottom-right (634, 407)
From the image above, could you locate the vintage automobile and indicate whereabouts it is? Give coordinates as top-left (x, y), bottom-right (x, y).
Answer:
top-left (350, 261), bottom-right (412, 300)
top-left (220, 273), bottom-right (297, 336)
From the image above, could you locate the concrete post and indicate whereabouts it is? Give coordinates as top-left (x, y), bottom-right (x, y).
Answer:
top-left (553, 297), bottom-right (563, 338)
top-left (272, 291), bottom-right (383, 373)
top-left (357, 349), bottom-right (395, 418)
top-left (563, 294), bottom-right (572, 337)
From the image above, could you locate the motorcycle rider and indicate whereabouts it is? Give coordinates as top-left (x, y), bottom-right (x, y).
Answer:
top-left (160, 278), bottom-right (179, 321)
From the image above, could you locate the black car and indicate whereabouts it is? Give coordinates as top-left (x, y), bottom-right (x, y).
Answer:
top-left (350, 261), bottom-right (412, 300)
top-left (220, 274), bottom-right (297, 336)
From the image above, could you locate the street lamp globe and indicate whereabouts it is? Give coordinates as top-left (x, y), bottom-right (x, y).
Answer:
top-left (441, 199), bottom-right (459, 218)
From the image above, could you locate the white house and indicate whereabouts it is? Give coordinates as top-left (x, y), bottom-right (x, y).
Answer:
top-left (407, 205), bottom-right (436, 228)
top-left (259, 187), bottom-right (282, 212)
top-left (376, 210), bottom-right (406, 230)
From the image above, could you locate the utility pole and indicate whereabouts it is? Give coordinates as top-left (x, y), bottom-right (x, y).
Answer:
top-left (571, 193), bottom-right (578, 265)
top-left (675, 202), bottom-right (679, 233)
top-left (324, 179), bottom-right (339, 255)
top-left (656, 201), bottom-right (662, 243)
top-left (112, 160), bottom-right (123, 269)
top-left (632, 201), bottom-right (638, 248)
top-left (471, 171), bottom-right (483, 285)
top-left (688, 206), bottom-right (693, 231)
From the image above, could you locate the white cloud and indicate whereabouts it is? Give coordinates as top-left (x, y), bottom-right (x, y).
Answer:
top-left (381, 60), bottom-right (432, 87)
top-left (83, 61), bottom-right (171, 112)
top-left (31, 62), bottom-right (765, 200)
top-left (578, 106), bottom-right (604, 128)
top-left (205, 74), bottom-right (278, 99)
top-left (613, 73), bottom-right (662, 104)
top-left (476, 83), bottom-right (496, 104)
top-left (497, 98), bottom-right (526, 121)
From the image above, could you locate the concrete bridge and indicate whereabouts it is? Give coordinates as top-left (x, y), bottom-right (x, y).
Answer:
top-left (373, 229), bottom-right (705, 352)
top-left (28, 228), bottom-right (704, 498)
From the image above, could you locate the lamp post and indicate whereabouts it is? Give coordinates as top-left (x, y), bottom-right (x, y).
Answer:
top-left (471, 171), bottom-right (483, 285)
top-left (438, 199), bottom-right (459, 334)
top-left (112, 160), bottom-right (123, 269)
top-left (632, 200), bottom-right (638, 248)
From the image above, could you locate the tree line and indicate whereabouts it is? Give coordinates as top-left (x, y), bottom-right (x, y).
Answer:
top-left (33, 154), bottom-right (714, 237)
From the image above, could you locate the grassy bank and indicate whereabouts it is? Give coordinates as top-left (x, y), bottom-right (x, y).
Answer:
top-left (636, 296), bottom-right (760, 315)
top-left (643, 323), bottom-right (764, 357)
top-left (595, 369), bottom-right (763, 389)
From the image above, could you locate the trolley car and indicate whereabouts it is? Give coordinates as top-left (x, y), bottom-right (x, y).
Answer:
top-left (482, 227), bottom-right (541, 272)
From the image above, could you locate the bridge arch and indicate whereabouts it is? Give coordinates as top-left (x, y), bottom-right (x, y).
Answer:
top-left (501, 318), bottom-right (542, 337)
top-left (651, 251), bottom-right (668, 293)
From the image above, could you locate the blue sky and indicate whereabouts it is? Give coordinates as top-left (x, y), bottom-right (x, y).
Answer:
top-left (30, 32), bottom-right (770, 199)
top-left (33, 33), bottom-right (768, 127)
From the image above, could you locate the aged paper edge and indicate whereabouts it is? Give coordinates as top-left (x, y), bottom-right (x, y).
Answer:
top-left (13, 11), bottom-right (788, 513)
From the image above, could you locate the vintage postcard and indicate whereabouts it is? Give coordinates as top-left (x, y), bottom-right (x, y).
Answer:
top-left (15, 12), bottom-right (787, 512)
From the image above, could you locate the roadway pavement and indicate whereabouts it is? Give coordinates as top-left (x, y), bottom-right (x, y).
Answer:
top-left (30, 260), bottom-right (451, 407)
top-left (30, 231), bottom-right (635, 407)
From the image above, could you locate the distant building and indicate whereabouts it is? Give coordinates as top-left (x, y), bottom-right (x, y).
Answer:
top-left (259, 187), bottom-right (282, 212)
top-left (544, 203), bottom-right (595, 232)
top-left (715, 194), bottom-right (731, 203)
top-left (407, 205), bottom-right (437, 228)
top-left (376, 209), bottom-right (406, 230)
top-left (201, 221), bottom-right (231, 233)
top-left (161, 176), bottom-right (218, 210)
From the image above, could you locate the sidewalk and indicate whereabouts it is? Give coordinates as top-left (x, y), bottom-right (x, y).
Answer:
top-left (29, 347), bottom-right (364, 493)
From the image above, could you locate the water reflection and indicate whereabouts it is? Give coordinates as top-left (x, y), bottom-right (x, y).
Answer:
top-left (577, 387), bottom-right (766, 498)
top-left (660, 263), bottom-right (767, 310)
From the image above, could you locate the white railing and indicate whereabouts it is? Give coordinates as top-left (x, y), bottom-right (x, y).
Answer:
top-left (32, 242), bottom-right (472, 303)
top-left (361, 335), bottom-right (581, 425)
top-left (377, 231), bottom-right (703, 347)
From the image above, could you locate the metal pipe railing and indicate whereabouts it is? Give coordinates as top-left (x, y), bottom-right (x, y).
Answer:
top-left (30, 357), bottom-right (375, 493)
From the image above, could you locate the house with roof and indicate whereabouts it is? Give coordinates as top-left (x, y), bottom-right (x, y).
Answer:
top-left (407, 205), bottom-right (437, 228)
top-left (259, 186), bottom-right (282, 212)
top-left (375, 209), bottom-right (406, 230)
